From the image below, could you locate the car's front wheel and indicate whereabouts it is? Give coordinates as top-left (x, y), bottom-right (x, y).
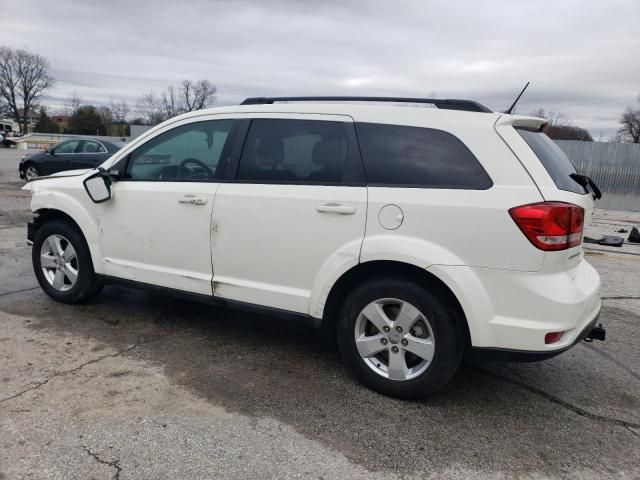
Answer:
top-left (337, 277), bottom-right (464, 399)
top-left (32, 219), bottom-right (103, 303)
top-left (24, 163), bottom-right (39, 181)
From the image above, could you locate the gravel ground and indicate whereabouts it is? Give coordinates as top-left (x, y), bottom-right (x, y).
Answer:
top-left (0, 148), bottom-right (639, 479)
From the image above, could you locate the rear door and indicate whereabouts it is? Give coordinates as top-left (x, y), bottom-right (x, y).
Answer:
top-left (211, 114), bottom-right (367, 314)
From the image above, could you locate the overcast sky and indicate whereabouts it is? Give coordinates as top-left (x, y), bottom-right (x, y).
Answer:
top-left (1, 0), bottom-right (639, 138)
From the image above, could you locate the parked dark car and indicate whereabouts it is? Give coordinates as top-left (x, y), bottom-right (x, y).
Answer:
top-left (19, 138), bottom-right (124, 181)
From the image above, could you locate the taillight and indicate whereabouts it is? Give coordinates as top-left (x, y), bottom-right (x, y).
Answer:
top-left (509, 202), bottom-right (584, 251)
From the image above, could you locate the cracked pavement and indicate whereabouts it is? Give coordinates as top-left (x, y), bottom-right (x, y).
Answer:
top-left (1, 149), bottom-right (639, 479)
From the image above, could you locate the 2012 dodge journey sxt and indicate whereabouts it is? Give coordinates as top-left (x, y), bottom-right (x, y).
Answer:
top-left (23, 96), bottom-right (604, 399)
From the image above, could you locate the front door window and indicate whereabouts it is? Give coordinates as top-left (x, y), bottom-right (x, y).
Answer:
top-left (125, 120), bottom-right (232, 181)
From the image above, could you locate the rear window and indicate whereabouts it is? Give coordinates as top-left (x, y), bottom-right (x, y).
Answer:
top-left (516, 128), bottom-right (586, 194)
top-left (355, 123), bottom-right (492, 189)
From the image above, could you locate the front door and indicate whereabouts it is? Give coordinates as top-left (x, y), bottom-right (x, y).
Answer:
top-left (211, 115), bottom-right (367, 314)
top-left (45, 140), bottom-right (81, 174)
top-left (97, 118), bottom-right (234, 294)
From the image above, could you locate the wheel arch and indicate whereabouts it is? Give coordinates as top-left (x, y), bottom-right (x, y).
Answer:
top-left (320, 260), bottom-right (471, 346)
top-left (31, 205), bottom-right (104, 274)
top-left (22, 160), bottom-right (40, 178)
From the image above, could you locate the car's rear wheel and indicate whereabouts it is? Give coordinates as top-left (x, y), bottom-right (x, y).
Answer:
top-left (32, 220), bottom-right (103, 303)
top-left (337, 277), bottom-right (464, 399)
top-left (24, 163), bottom-right (39, 181)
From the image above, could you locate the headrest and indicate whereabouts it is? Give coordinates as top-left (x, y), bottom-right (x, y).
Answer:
top-left (255, 137), bottom-right (284, 165)
top-left (312, 138), bottom-right (344, 166)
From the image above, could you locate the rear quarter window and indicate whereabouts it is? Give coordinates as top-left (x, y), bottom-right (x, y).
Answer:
top-left (355, 123), bottom-right (492, 189)
top-left (515, 128), bottom-right (586, 194)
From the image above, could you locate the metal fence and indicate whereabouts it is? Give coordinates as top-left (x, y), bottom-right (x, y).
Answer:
top-left (556, 140), bottom-right (640, 212)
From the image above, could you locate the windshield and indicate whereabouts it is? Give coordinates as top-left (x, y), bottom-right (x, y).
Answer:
top-left (516, 128), bottom-right (587, 194)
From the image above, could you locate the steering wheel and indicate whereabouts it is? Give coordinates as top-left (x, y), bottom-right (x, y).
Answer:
top-left (178, 158), bottom-right (213, 180)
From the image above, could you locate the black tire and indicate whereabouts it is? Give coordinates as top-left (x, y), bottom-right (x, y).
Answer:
top-left (23, 163), bottom-right (40, 181)
top-left (337, 276), bottom-right (464, 400)
top-left (32, 219), bottom-right (103, 304)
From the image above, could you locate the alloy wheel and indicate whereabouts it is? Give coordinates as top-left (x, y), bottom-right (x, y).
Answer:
top-left (354, 298), bottom-right (435, 381)
top-left (40, 234), bottom-right (79, 292)
top-left (25, 166), bottom-right (39, 181)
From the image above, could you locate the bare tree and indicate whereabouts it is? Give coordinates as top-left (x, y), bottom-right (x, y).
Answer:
top-left (110, 98), bottom-right (129, 136)
top-left (0, 46), bottom-right (55, 133)
top-left (161, 85), bottom-right (182, 119)
top-left (529, 108), bottom-right (593, 141)
top-left (98, 105), bottom-right (113, 135)
top-left (189, 79), bottom-right (217, 111)
top-left (181, 80), bottom-right (195, 112)
top-left (66, 90), bottom-right (82, 117)
top-left (0, 98), bottom-right (10, 118)
top-left (530, 108), bottom-right (570, 127)
top-left (136, 91), bottom-right (165, 125)
top-left (136, 79), bottom-right (217, 125)
top-left (615, 95), bottom-right (640, 143)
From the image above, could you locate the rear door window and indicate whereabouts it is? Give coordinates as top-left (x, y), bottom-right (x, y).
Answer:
top-left (516, 128), bottom-right (586, 194)
top-left (355, 123), bottom-right (492, 189)
top-left (79, 140), bottom-right (106, 153)
top-left (236, 118), bottom-right (363, 184)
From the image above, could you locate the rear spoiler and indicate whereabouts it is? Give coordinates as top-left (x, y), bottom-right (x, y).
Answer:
top-left (495, 114), bottom-right (546, 131)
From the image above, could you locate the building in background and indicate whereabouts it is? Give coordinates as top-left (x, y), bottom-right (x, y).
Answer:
top-left (51, 114), bottom-right (70, 132)
top-left (129, 124), bottom-right (153, 139)
top-left (0, 118), bottom-right (19, 134)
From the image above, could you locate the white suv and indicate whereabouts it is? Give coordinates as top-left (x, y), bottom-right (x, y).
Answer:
top-left (24, 96), bottom-right (603, 399)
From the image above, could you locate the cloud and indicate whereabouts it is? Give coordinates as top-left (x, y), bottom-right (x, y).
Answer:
top-left (1, 0), bottom-right (638, 137)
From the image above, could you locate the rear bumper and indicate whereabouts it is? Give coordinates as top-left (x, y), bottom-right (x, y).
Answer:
top-left (468, 307), bottom-right (601, 362)
top-left (429, 258), bottom-right (602, 352)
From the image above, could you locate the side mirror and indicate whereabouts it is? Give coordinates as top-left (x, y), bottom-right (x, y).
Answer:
top-left (83, 170), bottom-right (112, 203)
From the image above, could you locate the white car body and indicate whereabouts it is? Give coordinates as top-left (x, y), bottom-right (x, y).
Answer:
top-left (24, 101), bottom-right (601, 358)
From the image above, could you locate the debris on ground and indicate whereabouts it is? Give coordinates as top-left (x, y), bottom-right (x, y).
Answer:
top-left (629, 227), bottom-right (640, 244)
top-left (584, 235), bottom-right (624, 247)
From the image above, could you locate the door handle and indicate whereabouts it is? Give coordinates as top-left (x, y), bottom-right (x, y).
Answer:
top-left (178, 195), bottom-right (208, 206)
top-left (316, 203), bottom-right (356, 215)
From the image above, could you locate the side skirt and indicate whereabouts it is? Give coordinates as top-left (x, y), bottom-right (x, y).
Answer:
top-left (96, 274), bottom-right (321, 329)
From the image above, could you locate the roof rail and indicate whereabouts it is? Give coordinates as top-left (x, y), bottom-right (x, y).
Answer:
top-left (240, 96), bottom-right (493, 113)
